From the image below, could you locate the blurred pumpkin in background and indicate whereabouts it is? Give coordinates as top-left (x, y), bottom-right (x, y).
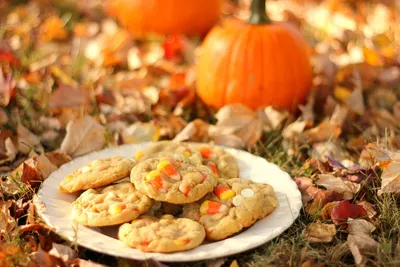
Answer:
top-left (196, 0), bottom-right (313, 111)
top-left (104, 0), bottom-right (224, 37)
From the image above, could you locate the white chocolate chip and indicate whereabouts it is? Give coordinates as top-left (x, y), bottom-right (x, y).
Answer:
top-left (241, 188), bottom-right (255, 198)
top-left (232, 195), bottom-right (244, 207)
top-left (81, 166), bottom-right (91, 173)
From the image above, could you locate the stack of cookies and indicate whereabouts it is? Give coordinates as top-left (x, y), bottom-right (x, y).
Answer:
top-left (59, 141), bottom-right (278, 253)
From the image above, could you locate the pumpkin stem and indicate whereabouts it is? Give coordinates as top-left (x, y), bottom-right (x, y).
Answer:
top-left (248, 0), bottom-right (271, 25)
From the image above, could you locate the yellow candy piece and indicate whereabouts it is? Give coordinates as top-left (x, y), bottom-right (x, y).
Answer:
top-left (146, 170), bottom-right (161, 182)
top-left (135, 150), bottom-right (144, 159)
top-left (219, 190), bottom-right (236, 200)
top-left (157, 160), bottom-right (171, 171)
top-left (183, 151), bottom-right (191, 157)
top-left (109, 203), bottom-right (126, 215)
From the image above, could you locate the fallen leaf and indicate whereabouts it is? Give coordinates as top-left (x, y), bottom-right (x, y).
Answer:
top-left (59, 116), bottom-right (106, 158)
top-left (121, 122), bottom-right (160, 144)
top-left (17, 123), bottom-right (43, 154)
top-left (212, 134), bottom-right (245, 149)
top-left (379, 66), bottom-right (400, 87)
top-left (213, 104), bottom-right (262, 147)
top-left (378, 155), bottom-right (400, 194)
top-left (34, 154), bottom-right (58, 179)
top-left (0, 67), bottom-right (16, 107)
top-left (44, 151), bottom-right (71, 167)
top-left (357, 201), bottom-right (377, 219)
top-left (346, 88), bottom-right (365, 115)
top-left (4, 137), bottom-right (18, 162)
top-left (49, 243), bottom-right (76, 265)
top-left (230, 260), bottom-right (239, 267)
top-left (331, 200), bottom-right (367, 225)
top-left (20, 162), bottom-right (42, 188)
top-left (48, 84), bottom-right (89, 110)
top-left (302, 119), bottom-right (341, 144)
top-left (0, 201), bottom-right (16, 236)
top-left (282, 120), bottom-right (307, 140)
top-left (316, 174), bottom-right (361, 200)
top-left (306, 190), bottom-right (343, 215)
top-left (312, 141), bottom-right (346, 162)
top-left (173, 119), bottom-right (210, 143)
top-left (347, 219), bottom-right (378, 266)
top-left (257, 106), bottom-right (289, 131)
top-left (296, 177), bottom-right (314, 193)
top-left (0, 41), bottom-right (20, 66)
top-left (39, 16), bottom-right (68, 42)
top-left (0, 108), bottom-right (8, 126)
top-left (304, 222), bottom-right (336, 243)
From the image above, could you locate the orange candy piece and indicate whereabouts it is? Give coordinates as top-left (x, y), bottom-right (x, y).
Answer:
top-left (157, 160), bottom-right (181, 181)
top-left (214, 184), bottom-right (236, 200)
top-left (145, 170), bottom-right (165, 192)
top-left (199, 147), bottom-right (216, 159)
top-left (206, 161), bottom-right (219, 177)
top-left (200, 200), bottom-right (227, 215)
top-left (179, 182), bottom-right (190, 196)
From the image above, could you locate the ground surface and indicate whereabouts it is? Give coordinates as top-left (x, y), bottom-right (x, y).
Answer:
top-left (1, 0), bottom-right (400, 266)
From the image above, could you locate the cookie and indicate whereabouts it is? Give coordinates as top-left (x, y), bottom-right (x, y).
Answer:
top-left (182, 178), bottom-right (276, 240)
top-left (194, 145), bottom-right (239, 179)
top-left (134, 141), bottom-right (203, 165)
top-left (60, 156), bottom-right (135, 193)
top-left (258, 182), bottom-right (278, 219)
top-left (131, 156), bottom-right (217, 204)
top-left (118, 215), bottom-right (205, 253)
top-left (71, 182), bottom-right (153, 226)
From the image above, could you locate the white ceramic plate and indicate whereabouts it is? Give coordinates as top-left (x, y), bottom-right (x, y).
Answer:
top-left (34, 142), bottom-right (302, 262)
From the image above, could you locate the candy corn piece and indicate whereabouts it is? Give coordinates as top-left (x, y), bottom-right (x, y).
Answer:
top-left (109, 203), bottom-right (126, 215)
top-left (183, 148), bottom-right (191, 157)
top-left (199, 147), bottom-right (216, 159)
top-left (135, 150), bottom-right (144, 160)
top-left (200, 172), bottom-right (208, 182)
top-left (200, 200), bottom-right (228, 215)
top-left (145, 170), bottom-right (165, 192)
top-left (214, 184), bottom-right (236, 200)
top-left (179, 182), bottom-right (190, 195)
top-left (206, 161), bottom-right (219, 177)
top-left (157, 160), bottom-right (181, 181)
top-left (173, 239), bottom-right (190, 246)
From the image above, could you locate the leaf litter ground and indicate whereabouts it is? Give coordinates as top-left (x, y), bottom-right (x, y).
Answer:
top-left (1, 0), bottom-right (400, 266)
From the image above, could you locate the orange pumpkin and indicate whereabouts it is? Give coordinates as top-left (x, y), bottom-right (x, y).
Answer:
top-left (105, 0), bottom-right (224, 36)
top-left (196, 0), bottom-right (313, 111)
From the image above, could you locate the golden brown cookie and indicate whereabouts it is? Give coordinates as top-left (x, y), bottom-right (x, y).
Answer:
top-left (118, 215), bottom-right (205, 253)
top-left (131, 156), bottom-right (217, 204)
top-left (60, 156), bottom-right (135, 193)
top-left (182, 178), bottom-right (276, 240)
top-left (71, 182), bottom-right (153, 226)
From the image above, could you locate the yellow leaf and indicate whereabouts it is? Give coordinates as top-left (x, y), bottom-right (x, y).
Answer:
top-left (363, 46), bottom-right (383, 67)
top-left (333, 86), bottom-right (352, 103)
top-left (230, 260), bottom-right (239, 267)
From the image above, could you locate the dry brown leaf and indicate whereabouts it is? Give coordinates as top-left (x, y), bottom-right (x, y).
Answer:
top-left (378, 153), bottom-right (400, 194)
top-left (282, 120), bottom-right (307, 140)
top-left (71, 259), bottom-right (106, 267)
top-left (48, 84), bottom-right (89, 110)
top-left (173, 119), bottom-right (210, 143)
top-left (346, 88), bottom-right (365, 115)
top-left (212, 134), bottom-right (245, 149)
top-left (316, 174), bottom-right (361, 200)
top-left (59, 116), bottom-right (106, 158)
top-left (0, 108), bottom-right (8, 126)
top-left (257, 106), bottom-right (289, 131)
top-left (34, 154), bottom-right (58, 179)
top-left (302, 119), bottom-right (341, 144)
top-left (230, 260), bottom-right (239, 267)
top-left (0, 67), bottom-right (15, 107)
top-left (213, 104), bottom-right (262, 147)
top-left (393, 102), bottom-right (400, 121)
top-left (0, 201), bottom-right (16, 236)
top-left (4, 137), bottom-right (18, 162)
top-left (347, 219), bottom-right (378, 266)
top-left (17, 123), bottom-right (43, 154)
top-left (20, 162), bottom-right (42, 187)
top-left (379, 66), bottom-right (400, 87)
top-left (312, 141), bottom-right (346, 161)
top-left (304, 222), bottom-right (336, 243)
top-left (49, 243), bottom-right (76, 265)
top-left (44, 151), bottom-right (72, 167)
